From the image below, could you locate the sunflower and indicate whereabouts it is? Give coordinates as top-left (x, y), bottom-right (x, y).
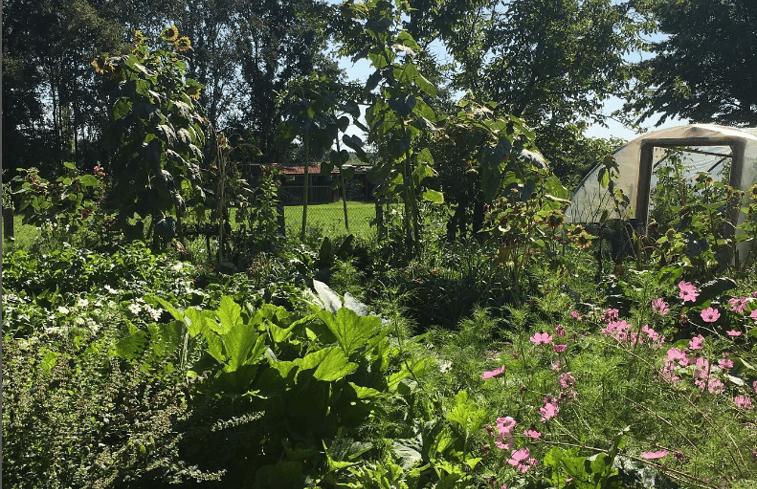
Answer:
top-left (749, 184), bottom-right (757, 200)
top-left (185, 86), bottom-right (201, 100)
top-left (91, 57), bottom-right (108, 75)
top-left (175, 36), bottom-right (192, 52)
top-left (162, 25), bottom-right (179, 42)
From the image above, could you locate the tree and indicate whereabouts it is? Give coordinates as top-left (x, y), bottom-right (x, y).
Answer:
top-left (234, 0), bottom-right (331, 163)
top-left (627, 0), bottom-right (757, 126)
top-left (2, 0), bottom-right (127, 176)
top-left (175, 0), bottom-right (245, 131)
top-left (386, 0), bottom-right (640, 184)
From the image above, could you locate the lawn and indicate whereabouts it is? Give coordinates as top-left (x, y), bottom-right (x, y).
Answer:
top-left (283, 200), bottom-right (376, 240)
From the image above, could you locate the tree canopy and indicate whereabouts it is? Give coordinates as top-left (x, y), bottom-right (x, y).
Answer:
top-left (4, 0), bottom-right (756, 188)
top-left (628, 0), bottom-right (757, 126)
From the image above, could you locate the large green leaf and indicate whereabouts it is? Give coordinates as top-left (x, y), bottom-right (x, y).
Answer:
top-left (214, 295), bottom-right (242, 334)
top-left (113, 97), bottom-right (132, 120)
top-left (313, 347), bottom-right (358, 382)
top-left (422, 189), bottom-right (444, 204)
top-left (317, 308), bottom-right (383, 356)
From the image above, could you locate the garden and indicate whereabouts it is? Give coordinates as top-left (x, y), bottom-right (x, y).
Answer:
top-left (3, 1), bottom-right (757, 488)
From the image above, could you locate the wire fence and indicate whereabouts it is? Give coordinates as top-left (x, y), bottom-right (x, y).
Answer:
top-left (281, 200), bottom-right (377, 239)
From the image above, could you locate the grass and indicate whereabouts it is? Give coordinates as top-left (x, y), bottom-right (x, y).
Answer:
top-left (283, 201), bottom-right (376, 240)
top-left (1, 201), bottom-right (377, 256)
top-left (2, 214), bottom-right (38, 252)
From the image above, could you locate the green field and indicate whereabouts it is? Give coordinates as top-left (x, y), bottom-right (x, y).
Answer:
top-left (2, 201), bottom-right (378, 253)
top-left (283, 201), bottom-right (376, 239)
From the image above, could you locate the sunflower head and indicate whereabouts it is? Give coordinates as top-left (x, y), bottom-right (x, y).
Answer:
top-left (175, 36), bottom-right (192, 52)
top-left (185, 86), bottom-right (201, 100)
top-left (749, 184), bottom-right (757, 200)
top-left (91, 57), bottom-right (108, 75)
top-left (162, 25), bottom-right (179, 42)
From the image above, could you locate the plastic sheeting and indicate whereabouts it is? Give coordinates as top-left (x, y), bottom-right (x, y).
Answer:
top-left (567, 124), bottom-right (757, 225)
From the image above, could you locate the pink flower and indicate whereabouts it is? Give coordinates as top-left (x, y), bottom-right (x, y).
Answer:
top-left (555, 324), bottom-right (567, 337)
top-left (523, 429), bottom-right (542, 439)
top-left (601, 308), bottom-right (619, 323)
top-left (678, 281), bottom-right (699, 302)
top-left (700, 307), bottom-right (720, 323)
top-left (540, 398), bottom-right (559, 423)
top-left (729, 296), bottom-right (748, 313)
top-left (570, 310), bottom-right (580, 320)
top-left (552, 344), bottom-right (567, 354)
top-left (558, 372), bottom-right (575, 389)
top-left (753, 381), bottom-right (757, 395)
top-left (726, 330), bottom-right (742, 337)
top-left (530, 332), bottom-right (553, 345)
top-left (481, 365), bottom-right (506, 380)
top-left (734, 395), bottom-right (754, 409)
top-left (602, 320), bottom-right (633, 342)
top-left (751, 309), bottom-right (757, 321)
top-left (507, 447), bottom-right (538, 473)
top-left (641, 324), bottom-right (661, 343)
top-left (652, 298), bottom-right (670, 315)
top-left (642, 449), bottom-right (669, 460)
top-left (718, 358), bottom-right (734, 369)
top-left (688, 334), bottom-right (705, 351)
top-left (494, 416), bottom-right (517, 449)
top-left (666, 347), bottom-right (689, 366)
top-left (707, 378), bottom-right (724, 395)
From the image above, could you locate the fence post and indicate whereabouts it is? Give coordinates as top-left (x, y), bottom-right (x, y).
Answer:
top-left (277, 201), bottom-right (286, 238)
top-left (375, 200), bottom-right (385, 240)
top-left (3, 205), bottom-right (14, 242)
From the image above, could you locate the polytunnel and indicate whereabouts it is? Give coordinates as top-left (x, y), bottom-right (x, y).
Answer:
top-left (566, 124), bottom-right (757, 260)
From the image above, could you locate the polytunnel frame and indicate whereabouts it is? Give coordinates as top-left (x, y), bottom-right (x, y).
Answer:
top-left (634, 135), bottom-right (746, 244)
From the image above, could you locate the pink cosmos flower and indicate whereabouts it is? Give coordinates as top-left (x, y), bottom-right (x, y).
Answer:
top-left (553, 344), bottom-right (567, 354)
top-left (602, 320), bottom-right (633, 342)
top-left (507, 447), bottom-right (538, 473)
top-left (707, 378), bottom-right (724, 395)
top-left (494, 416), bottom-right (517, 449)
top-left (651, 298), bottom-right (670, 315)
top-left (666, 347), bottom-right (689, 366)
top-left (601, 308), bottom-right (619, 323)
top-left (523, 429), bottom-right (542, 439)
top-left (540, 398), bottom-right (559, 423)
top-left (688, 334), bottom-right (705, 351)
top-left (642, 450), bottom-right (669, 460)
top-left (693, 357), bottom-right (710, 380)
top-left (641, 325), bottom-right (661, 344)
top-left (660, 364), bottom-right (680, 384)
top-left (718, 358), bottom-right (734, 369)
top-left (700, 307), bottom-right (720, 323)
top-left (751, 309), bottom-right (757, 321)
top-left (481, 365), bottom-right (506, 380)
top-left (530, 332), bottom-right (553, 345)
top-left (729, 296), bottom-right (748, 313)
top-left (678, 281), bottom-right (699, 302)
top-left (555, 324), bottom-right (567, 337)
top-left (734, 395), bottom-right (754, 410)
top-left (558, 372), bottom-right (575, 389)
top-left (726, 330), bottom-right (742, 337)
